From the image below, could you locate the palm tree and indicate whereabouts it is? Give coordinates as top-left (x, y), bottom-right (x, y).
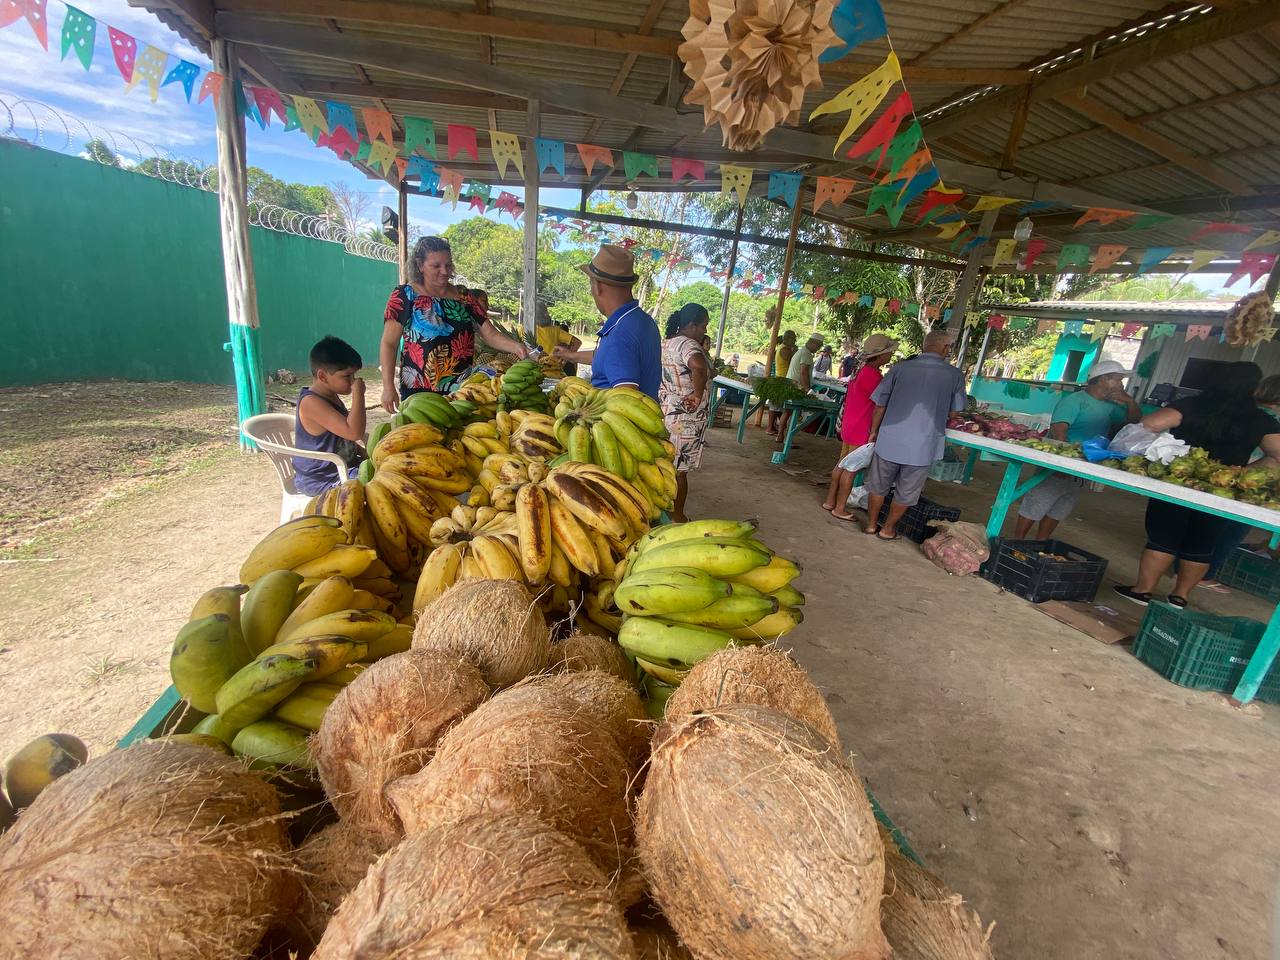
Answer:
top-left (1083, 275), bottom-right (1208, 302)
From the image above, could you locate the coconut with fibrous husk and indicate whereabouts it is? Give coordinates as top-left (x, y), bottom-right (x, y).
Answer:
top-left (313, 649), bottom-right (488, 842)
top-left (637, 704), bottom-right (889, 960)
top-left (0, 740), bottom-right (292, 960)
top-left (386, 681), bottom-right (636, 886)
top-left (879, 825), bottom-right (996, 960)
top-left (527, 669), bottom-right (651, 767)
top-left (313, 813), bottom-right (638, 959)
top-left (554, 630), bottom-right (636, 684)
top-left (290, 819), bottom-right (390, 950)
top-left (412, 578), bottom-right (551, 687)
top-left (664, 644), bottom-right (839, 747)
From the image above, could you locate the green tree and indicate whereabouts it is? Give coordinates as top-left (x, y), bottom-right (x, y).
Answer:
top-left (84, 138), bottom-right (121, 167)
top-left (1082, 275), bottom-right (1210, 302)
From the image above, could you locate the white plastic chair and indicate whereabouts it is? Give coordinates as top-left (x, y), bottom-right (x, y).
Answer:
top-left (241, 413), bottom-right (351, 523)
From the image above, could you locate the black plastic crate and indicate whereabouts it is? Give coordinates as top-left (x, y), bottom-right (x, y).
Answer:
top-left (1132, 603), bottom-right (1280, 702)
top-left (981, 538), bottom-right (1108, 603)
top-left (877, 495), bottom-right (960, 544)
top-left (1216, 547), bottom-right (1280, 604)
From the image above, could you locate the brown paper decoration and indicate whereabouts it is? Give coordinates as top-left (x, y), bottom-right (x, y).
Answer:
top-left (809, 49), bottom-right (901, 153)
top-left (1089, 244), bottom-right (1128, 275)
top-left (681, 0), bottom-right (839, 151)
top-left (720, 164), bottom-right (754, 206)
top-left (813, 175), bottom-right (855, 212)
top-left (491, 130), bottom-right (524, 179)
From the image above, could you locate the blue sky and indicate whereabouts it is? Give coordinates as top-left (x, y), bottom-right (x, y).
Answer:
top-left (0, 0), bottom-right (1255, 295)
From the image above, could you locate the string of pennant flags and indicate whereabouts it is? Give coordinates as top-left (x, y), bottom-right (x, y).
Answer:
top-left (971, 313), bottom-right (1275, 347)
top-left (6, 0), bottom-right (1280, 279)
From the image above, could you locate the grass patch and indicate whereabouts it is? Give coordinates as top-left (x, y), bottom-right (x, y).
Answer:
top-left (80, 654), bottom-right (141, 687)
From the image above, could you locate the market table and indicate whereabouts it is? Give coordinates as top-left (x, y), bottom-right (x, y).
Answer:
top-left (770, 397), bottom-right (841, 465)
top-left (945, 429), bottom-right (1280, 703)
top-left (708, 375), bottom-right (769, 444)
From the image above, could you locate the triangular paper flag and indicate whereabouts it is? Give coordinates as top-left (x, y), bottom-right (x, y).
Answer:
top-left (1089, 244), bottom-right (1128, 275)
top-left (809, 51), bottom-right (902, 153)
top-left (441, 184), bottom-right (460, 209)
top-left (767, 171), bottom-right (803, 208)
top-left (671, 157), bottom-right (705, 181)
top-left (161, 60), bottom-right (200, 102)
top-left (535, 138), bottom-right (565, 177)
top-left (1009, 317), bottom-right (1031, 331)
top-left (992, 238), bottom-right (1017, 267)
top-left (1020, 238), bottom-right (1048, 270)
top-left (1150, 323), bottom-right (1176, 340)
top-left (59, 5), bottom-right (95, 69)
top-left (813, 176), bottom-right (855, 213)
top-left (282, 104), bottom-right (300, 132)
top-left (437, 166), bottom-right (464, 196)
top-left (292, 96), bottom-right (328, 137)
top-left (959, 234), bottom-right (987, 255)
top-left (970, 195), bottom-right (1018, 213)
top-left (886, 147), bottom-right (931, 185)
top-left (197, 71), bottom-right (224, 109)
top-left (845, 91), bottom-right (913, 173)
top-left (318, 126), bottom-right (359, 160)
top-left (1185, 325), bottom-right (1211, 342)
top-left (468, 193), bottom-right (487, 213)
top-left (720, 165), bottom-right (754, 206)
top-left (915, 186), bottom-right (963, 222)
top-left (327, 102), bottom-right (357, 137)
top-left (251, 87), bottom-right (287, 126)
top-left (1119, 323), bottom-right (1141, 338)
top-left (1187, 249), bottom-right (1223, 273)
top-left (356, 139), bottom-right (373, 163)
top-left (623, 151), bottom-right (658, 180)
top-left (872, 297), bottom-right (886, 314)
top-left (6, 0), bottom-right (47, 49)
top-left (1074, 207), bottom-right (1135, 229)
top-left (1063, 321), bottom-right (1085, 337)
top-left (407, 157), bottom-right (438, 192)
top-left (987, 314), bottom-right (1006, 330)
top-left (108, 26), bottom-right (137, 82)
top-left (239, 83), bottom-right (265, 130)
top-left (367, 140), bottom-right (398, 176)
top-left (1137, 247), bottom-right (1175, 275)
top-left (884, 125), bottom-right (924, 180)
top-left (403, 117), bottom-right (436, 157)
top-left (393, 156), bottom-right (408, 182)
top-left (1057, 244), bottom-right (1090, 269)
top-left (1128, 213), bottom-right (1174, 231)
top-left (895, 166), bottom-right (938, 209)
top-left (1245, 230), bottom-right (1280, 252)
top-left (490, 130), bottom-right (523, 178)
top-left (125, 45), bottom-right (167, 101)
top-left (1037, 320), bottom-right (1056, 335)
top-left (936, 219), bottom-right (967, 240)
top-left (822, 0), bottom-right (888, 63)
top-left (576, 143), bottom-right (613, 176)
top-left (447, 124), bottom-right (478, 161)
top-left (1188, 222), bottom-right (1253, 243)
top-left (1091, 322), bottom-right (1114, 342)
top-left (1226, 253), bottom-right (1277, 288)
top-left (866, 181), bottom-right (910, 227)
top-left (362, 107), bottom-right (394, 145)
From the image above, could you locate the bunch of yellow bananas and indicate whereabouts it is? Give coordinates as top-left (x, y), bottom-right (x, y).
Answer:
top-left (549, 375), bottom-right (595, 405)
top-left (509, 411), bottom-right (563, 461)
top-left (552, 386), bottom-right (678, 514)
top-left (170, 517), bottom-right (414, 769)
top-left (451, 371), bottom-right (500, 420)
top-left (602, 519), bottom-right (804, 712)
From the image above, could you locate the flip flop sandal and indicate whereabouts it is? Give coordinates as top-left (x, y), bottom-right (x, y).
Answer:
top-left (876, 531), bottom-right (901, 542)
top-left (1167, 595), bottom-right (1189, 608)
top-left (829, 512), bottom-right (858, 522)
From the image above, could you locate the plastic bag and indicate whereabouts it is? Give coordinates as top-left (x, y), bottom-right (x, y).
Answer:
top-left (846, 484), bottom-right (869, 511)
top-left (921, 521), bottom-right (990, 576)
top-left (1110, 423), bottom-right (1159, 456)
top-left (1103, 423), bottom-right (1191, 465)
top-left (1146, 432), bottom-right (1191, 465)
top-left (1082, 436), bottom-right (1127, 463)
top-left (838, 442), bottom-right (875, 472)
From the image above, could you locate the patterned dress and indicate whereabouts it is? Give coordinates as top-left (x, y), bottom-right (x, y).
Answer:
top-left (659, 335), bottom-right (710, 473)
top-left (383, 284), bottom-right (489, 394)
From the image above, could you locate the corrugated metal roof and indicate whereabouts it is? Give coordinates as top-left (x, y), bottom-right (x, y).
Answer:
top-left (986, 299), bottom-right (1233, 322)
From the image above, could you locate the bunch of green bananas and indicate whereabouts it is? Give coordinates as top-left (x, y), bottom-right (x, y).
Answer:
top-left (397, 391), bottom-right (464, 432)
top-left (498, 360), bottom-right (550, 414)
top-left (169, 517), bottom-right (414, 770)
top-left (552, 386), bottom-right (678, 515)
top-left (608, 519), bottom-right (804, 714)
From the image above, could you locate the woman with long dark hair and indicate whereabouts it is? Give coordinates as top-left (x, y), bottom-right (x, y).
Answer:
top-left (380, 236), bottom-right (528, 412)
top-left (1115, 362), bottom-right (1280, 607)
top-left (659, 303), bottom-right (712, 522)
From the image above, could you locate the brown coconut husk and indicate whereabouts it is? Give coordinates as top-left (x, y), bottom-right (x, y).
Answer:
top-left (525, 669), bottom-right (651, 767)
top-left (628, 906), bottom-right (695, 960)
top-left (386, 682), bottom-right (635, 886)
top-left (314, 649), bottom-right (488, 842)
top-left (313, 814), bottom-right (637, 959)
top-left (664, 645), bottom-right (840, 747)
top-left (0, 740), bottom-right (292, 960)
top-left (637, 704), bottom-right (889, 960)
top-left (291, 819), bottom-right (391, 950)
top-left (554, 630), bottom-right (637, 684)
top-left (412, 578), bottom-right (551, 686)
top-left (879, 825), bottom-right (997, 960)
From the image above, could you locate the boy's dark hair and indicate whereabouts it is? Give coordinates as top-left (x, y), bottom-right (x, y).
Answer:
top-left (310, 335), bottom-right (362, 374)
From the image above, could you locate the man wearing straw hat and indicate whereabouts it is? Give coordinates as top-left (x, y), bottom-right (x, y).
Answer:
top-left (554, 244), bottom-right (661, 400)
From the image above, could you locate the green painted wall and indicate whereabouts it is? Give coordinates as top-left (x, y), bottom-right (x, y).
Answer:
top-left (0, 139), bottom-right (395, 387)
top-left (1046, 334), bottom-right (1102, 382)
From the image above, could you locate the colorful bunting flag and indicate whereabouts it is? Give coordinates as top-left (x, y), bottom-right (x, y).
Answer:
top-left (403, 117), bottom-right (436, 157)
top-left (623, 151), bottom-right (658, 180)
top-left (576, 143), bottom-right (613, 176)
top-left (813, 176), bottom-right (855, 213)
top-left (959, 234), bottom-right (987, 255)
top-left (720, 165), bottom-right (753, 206)
top-left (1091, 322), bottom-right (1114, 342)
top-left (992, 238), bottom-right (1017, 267)
top-left (1226, 253), bottom-right (1277, 288)
top-left (1009, 317), bottom-right (1031, 331)
top-left (1089, 244), bottom-right (1128, 275)
top-left (1150, 323), bottom-right (1176, 340)
top-left (367, 139), bottom-right (397, 176)
top-left (125, 45), bottom-right (167, 101)
top-left (252, 87), bottom-right (287, 126)
top-left (810, 51), bottom-right (902, 153)
top-left (866, 181), bottom-right (909, 226)
top-left (4, 0), bottom-right (47, 49)
top-left (407, 156), bottom-right (438, 191)
top-left (1187, 249), bottom-right (1223, 273)
top-left (161, 60), bottom-right (200, 102)
top-left (355, 139), bottom-right (372, 163)
top-left (292, 97), bottom-right (328, 137)
top-left (1020, 238), bottom-right (1048, 271)
top-left (1019, 201), bottom-right (1056, 214)
top-left (936, 219), bottom-right (967, 241)
top-left (1245, 230), bottom-right (1280, 252)
top-left (821, 0), bottom-right (888, 62)
top-left (437, 166), bottom-right (464, 196)
top-left (393, 156), bottom-right (407, 182)
top-left (872, 297), bottom-right (886, 314)
top-left (362, 107), bottom-right (394, 145)
top-left (987, 314), bottom-right (1006, 330)
top-left (970, 195), bottom-right (1018, 214)
top-left (845, 91), bottom-right (913, 172)
top-left (915, 186), bottom-right (963, 223)
top-left (1057, 244), bottom-right (1090, 269)
top-left (1138, 246), bottom-right (1175, 275)
top-left (447, 124), bottom-right (478, 161)
top-left (282, 104), bottom-right (300, 132)
top-left (535, 138), bottom-right (565, 177)
top-left (882, 122), bottom-right (924, 178)
top-left (671, 157), bottom-right (705, 181)
top-left (1119, 323), bottom-right (1141, 338)
top-left (59, 4), bottom-right (94, 69)
top-left (1074, 207), bottom-right (1135, 229)
top-left (1063, 320), bottom-right (1085, 337)
top-left (490, 130), bottom-right (523, 178)
top-left (1037, 320), bottom-right (1056, 335)
top-left (1127, 212), bottom-right (1174, 231)
top-left (1185, 325), bottom-right (1212, 342)
top-left (317, 126), bottom-right (358, 160)
top-left (767, 171), bottom-right (803, 208)
top-left (1188, 222), bottom-right (1253, 243)
top-left (197, 71), bottom-right (223, 109)
top-left (896, 166), bottom-right (938, 209)
top-left (108, 26), bottom-right (136, 82)
top-left (327, 102), bottom-right (356, 137)
top-left (887, 147), bottom-right (932, 185)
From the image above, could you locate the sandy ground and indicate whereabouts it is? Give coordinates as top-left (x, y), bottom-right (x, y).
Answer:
top-left (3, 382), bottom-right (1279, 958)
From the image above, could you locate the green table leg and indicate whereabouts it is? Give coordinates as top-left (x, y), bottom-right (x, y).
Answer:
top-left (962, 447), bottom-right (979, 485)
top-left (771, 407), bottom-right (826, 465)
top-left (1232, 609), bottom-right (1280, 703)
top-left (736, 397), bottom-right (762, 444)
top-left (986, 460), bottom-right (1022, 539)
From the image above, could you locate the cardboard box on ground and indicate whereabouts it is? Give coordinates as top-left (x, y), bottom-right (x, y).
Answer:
top-left (1037, 600), bottom-right (1143, 646)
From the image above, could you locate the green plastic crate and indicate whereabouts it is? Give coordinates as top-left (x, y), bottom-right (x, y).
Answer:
top-left (1132, 603), bottom-right (1280, 702)
top-left (1216, 548), bottom-right (1280, 604)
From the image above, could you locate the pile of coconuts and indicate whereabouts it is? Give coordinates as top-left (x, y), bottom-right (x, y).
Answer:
top-left (0, 578), bottom-right (996, 959)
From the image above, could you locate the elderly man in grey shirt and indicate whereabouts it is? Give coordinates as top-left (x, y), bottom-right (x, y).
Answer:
top-left (864, 329), bottom-right (967, 541)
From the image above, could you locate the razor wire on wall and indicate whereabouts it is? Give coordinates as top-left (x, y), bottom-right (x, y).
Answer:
top-left (1, 93), bottom-right (397, 263)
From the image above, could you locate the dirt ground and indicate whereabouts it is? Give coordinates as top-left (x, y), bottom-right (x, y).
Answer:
top-left (2, 380), bottom-right (1279, 959)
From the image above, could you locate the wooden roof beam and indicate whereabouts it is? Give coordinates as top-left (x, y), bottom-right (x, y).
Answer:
top-left (301, 81), bottom-right (580, 115)
top-left (584, 0), bottom-right (671, 141)
top-left (910, 0), bottom-right (1036, 65)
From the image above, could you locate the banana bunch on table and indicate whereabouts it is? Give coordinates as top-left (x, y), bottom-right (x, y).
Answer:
top-left (497, 359), bottom-right (551, 414)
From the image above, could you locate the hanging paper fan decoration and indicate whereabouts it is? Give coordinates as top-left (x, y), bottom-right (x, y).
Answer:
top-left (680, 0), bottom-right (838, 151)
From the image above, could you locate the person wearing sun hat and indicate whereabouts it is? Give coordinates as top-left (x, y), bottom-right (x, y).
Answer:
top-left (821, 332), bottom-right (899, 520)
top-left (553, 244), bottom-right (661, 399)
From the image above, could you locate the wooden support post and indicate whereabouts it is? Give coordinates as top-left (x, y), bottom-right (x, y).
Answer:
top-left (948, 208), bottom-right (1000, 331)
top-left (521, 99), bottom-right (540, 343)
top-left (210, 37), bottom-right (263, 445)
top-left (756, 195), bottom-right (805, 426)
top-left (397, 180), bottom-right (409, 283)
top-left (970, 325), bottom-right (994, 393)
top-left (714, 203), bottom-right (744, 360)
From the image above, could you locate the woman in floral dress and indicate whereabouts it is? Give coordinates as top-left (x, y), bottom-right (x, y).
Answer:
top-left (659, 303), bottom-right (712, 522)
top-left (380, 236), bottom-right (528, 411)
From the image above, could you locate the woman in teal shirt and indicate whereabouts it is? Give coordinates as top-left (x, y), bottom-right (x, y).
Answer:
top-left (1013, 361), bottom-right (1141, 540)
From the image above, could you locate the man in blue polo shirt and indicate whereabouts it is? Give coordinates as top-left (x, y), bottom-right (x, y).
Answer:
top-left (554, 244), bottom-right (661, 399)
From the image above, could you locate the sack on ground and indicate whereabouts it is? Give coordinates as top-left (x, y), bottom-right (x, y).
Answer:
top-left (922, 520), bottom-right (990, 576)
top-left (838, 442), bottom-right (875, 473)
